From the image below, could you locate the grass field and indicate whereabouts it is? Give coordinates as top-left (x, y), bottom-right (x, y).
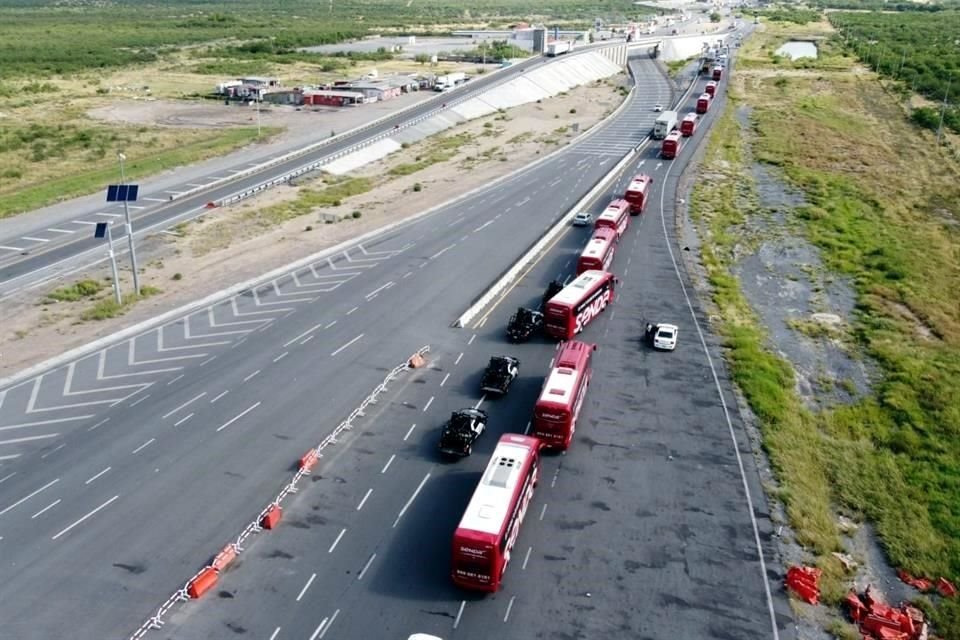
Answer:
top-left (693, 18), bottom-right (960, 636)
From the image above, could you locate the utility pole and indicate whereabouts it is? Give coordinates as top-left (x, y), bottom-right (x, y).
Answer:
top-left (256, 92), bottom-right (262, 137)
top-left (936, 74), bottom-right (952, 146)
top-left (117, 152), bottom-right (141, 296)
top-left (106, 223), bottom-right (122, 304)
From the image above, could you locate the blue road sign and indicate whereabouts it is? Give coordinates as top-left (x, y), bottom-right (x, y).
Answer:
top-left (94, 222), bottom-right (108, 238)
top-left (106, 184), bottom-right (140, 202)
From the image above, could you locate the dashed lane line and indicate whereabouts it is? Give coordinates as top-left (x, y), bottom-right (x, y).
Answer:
top-left (51, 494), bottom-right (119, 540)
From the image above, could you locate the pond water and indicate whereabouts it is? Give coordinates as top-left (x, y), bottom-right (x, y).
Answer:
top-left (775, 41), bottom-right (818, 60)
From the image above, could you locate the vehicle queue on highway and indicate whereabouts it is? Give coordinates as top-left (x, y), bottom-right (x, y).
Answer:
top-left (441, 60), bottom-right (726, 595)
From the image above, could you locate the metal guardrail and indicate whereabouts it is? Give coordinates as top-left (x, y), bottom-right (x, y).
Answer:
top-left (128, 345), bottom-right (430, 640)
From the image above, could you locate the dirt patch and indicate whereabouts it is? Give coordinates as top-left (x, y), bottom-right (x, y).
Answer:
top-left (0, 77), bottom-right (625, 377)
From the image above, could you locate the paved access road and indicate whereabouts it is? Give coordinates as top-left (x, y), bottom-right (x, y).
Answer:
top-left (155, 42), bottom-right (793, 640)
top-left (0, 57), bottom-right (673, 639)
top-left (0, 44), bottom-right (629, 299)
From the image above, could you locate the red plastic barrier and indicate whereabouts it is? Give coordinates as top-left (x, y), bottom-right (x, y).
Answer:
top-left (187, 567), bottom-right (218, 599)
top-left (785, 566), bottom-right (822, 605)
top-left (300, 449), bottom-right (319, 472)
top-left (261, 505), bottom-right (282, 530)
top-left (845, 591), bottom-right (867, 623)
top-left (205, 201), bottom-right (218, 209)
top-left (897, 569), bottom-right (933, 592)
top-left (938, 577), bottom-right (957, 598)
top-left (212, 544), bottom-right (237, 572)
top-left (408, 353), bottom-right (426, 368)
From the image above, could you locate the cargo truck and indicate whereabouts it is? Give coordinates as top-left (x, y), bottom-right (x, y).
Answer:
top-left (545, 41), bottom-right (572, 57)
top-left (434, 72), bottom-right (466, 91)
top-left (661, 131), bottom-right (682, 159)
top-left (653, 110), bottom-right (678, 139)
top-left (680, 113), bottom-right (698, 137)
top-left (705, 80), bottom-right (718, 97)
top-left (696, 93), bottom-right (712, 114)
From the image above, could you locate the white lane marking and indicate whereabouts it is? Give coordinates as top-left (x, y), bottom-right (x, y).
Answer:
top-left (40, 443), bottom-right (66, 459)
top-left (71, 220), bottom-right (98, 226)
top-left (301, 335), bottom-right (314, 345)
top-left (357, 554), bottom-right (376, 581)
top-left (539, 503), bottom-right (547, 521)
top-left (95, 212), bottom-right (122, 218)
top-left (477, 316), bottom-right (488, 329)
top-left (243, 370), bottom-right (261, 382)
top-left (347, 306), bottom-right (359, 315)
top-left (624, 267), bottom-right (629, 277)
top-left (549, 357), bottom-right (555, 368)
top-left (0, 245), bottom-right (25, 251)
top-left (423, 396), bottom-right (434, 413)
top-left (31, 499), bottom-right (61, 519)
top-left (0, 478), bottom-right (59, 516)
top-left (474, 394), bottom-right (486, 410)
top-left (166, 374), bottom-right (184, 386)
top-left (515, 196), bottom-right (530, 206)
top-left (162, 392), bottom-right (206, 419)
top-left (85, 466), bottom-right (111, 485)
top-left (132, 438), bottom-right (155, 454)
top-left (269, 627), bottom-right (281, 640)
top-left (211, 390), bottom-right (229, 403)
top-left (143, 197), bottom-right (167, 202)
top-left (186, 183), bottom-right (205, 187)
top-left (0, 472), bottom-right (15, 485)
top-left (309, 618), bottom-right (328, 640)
top-left (357, 488), bottom-right (373, 511)
top-left (174, 413), bottom-right (194, 427)
top-left (657, 150), bottom-right (782, 640)
top-left (328, 528), bottom-right (347, 553)
top-left (296, 573), bottom-right (317, 602)
top-left (199, 356), bottom-right (216, 367)
top-left (503, 596), bottom-right (516, 622)
top-left (216, 401), bottom-right (261, 432)
top-left (440, 373), bottom-right (450, 387)
top-left (454, 352), bottom-right (464, 365)
top-left (522, 546), bottom-right (533, 570)
top-left (551, 468), bottom-right (559, 488)
top-left (429, 244), bottom-right (455, 260)
top-left (403, 271), bottom-right (413, 279)
top-left (273, 351), bottom-right (288, 363)
top-left (324, 320), bottom-right (337, 329)
top-left (330, 333), bottom-right (363, 357)
top-left (468, 334), bottom-right (476, 345)
top-left (318, 609), bottom-right (340, 639)
top-left (403, 423), bottom-right (417, 441)
top-left (393, 473), bottom-right (430, 527)
top-left (453, 600), bottom-right (466, 629)
top-left (627, 256), bottom-right (632, 266)
top-left (549, 177), bottom-right (563, 187)
top-left (473, 220), bottom-right (494, 233)
top-left (21, 234), bottom-right (52, 243)
top-left (365, 281), bottom-right (394, 299)
top-left (381, 454), bottom-right (396, 474)
top-left (283, 321), bottom-right (326, 348)
top-left (525, 420), bottom-right (531, 435)
top-left (47, 228), bottom-right (74, 234)
top-left (88, 417), bottom-right (111, 431)
top-left (51, 494), bottom-right (119, 540)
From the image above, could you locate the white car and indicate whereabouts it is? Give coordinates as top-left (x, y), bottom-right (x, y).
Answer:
top-left (572, 211), bottom-right (593, 226)
top-left (408, 636), bottom-right (444, 640)
top-left (652, 324), bottom-right (678, 350)
top-left (653, 103), bottom-right (664, 112)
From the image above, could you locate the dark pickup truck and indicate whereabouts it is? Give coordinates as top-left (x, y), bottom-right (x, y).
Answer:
top-left (480, 356), bottom-right (520, 395)
top-left (438, 409), bottom-right (488, 457)
top-left (506, 307), bottom-right (543, 343)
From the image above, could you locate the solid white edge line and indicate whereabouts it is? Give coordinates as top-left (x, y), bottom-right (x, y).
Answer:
top-left (393, 473), bottom-right (430, 527)
top-left (51, 494), bottom-right (119, 540)
top-left (328, 528), bottom-right (347, 553)
top-left (295, 573), bottom-right (317, 602)
top-left (656, 82), bottom-right (781, 640)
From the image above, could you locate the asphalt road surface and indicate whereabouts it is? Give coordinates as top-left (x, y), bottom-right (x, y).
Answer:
top-left (154, 42), bottom-right (794, 640)
top-left (0, 43), bottom-right (635, 299)
top-left (0, 57), bottom-right (693, 639)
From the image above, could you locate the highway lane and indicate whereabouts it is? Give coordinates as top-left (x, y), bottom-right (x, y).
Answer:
top-left (0, 57), bottom-right (672, 638)
top-left (0, 44), bottom-right (633, 296)
top-left (160, 45), bottom-right (792, 640)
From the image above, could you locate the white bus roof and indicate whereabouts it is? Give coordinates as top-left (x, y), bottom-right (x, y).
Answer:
top-left (627, 176), bottom-right (650, 191)
top-left (596, 203), bottom-right (625, 222)
top-left (582, 235), bottom-right (611, 259)
top-left (550, 270), bottom-right (606, 306)
top-left (537, 365), bottom-right (579, 405)
top-left (458, 440), bottom-right (534, 535)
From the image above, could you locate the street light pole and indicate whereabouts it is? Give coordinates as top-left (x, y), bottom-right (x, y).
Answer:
top-left (105, 222), bottom-right (122, 304)
top-left (256, 93), bottom-right (262, 137)
top-left (118, 152), bottom-right (141, 296)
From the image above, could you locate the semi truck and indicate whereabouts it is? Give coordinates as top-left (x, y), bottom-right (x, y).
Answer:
top-left (434, 72), bottom-right (466, 91)
top-left (545, 40), bottom-right (572, 57)
top-left (696, 93), bottom-right (712, 114)
top-left (653, 110), bottom-right (678, 139)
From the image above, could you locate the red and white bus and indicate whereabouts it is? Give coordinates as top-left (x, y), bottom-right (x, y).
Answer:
top-left (451, 433), bottom-right (541, 592)
top-left (661, 130), bottom-right (682, 159)
top-left (543, 270), bottom-right (616, 339)
top-left (576, 227), bottom-right (617, 275)
top-left (696, 92), bottom-right (712, 115)
top-left (593, 198), bottom-right (630, 240)
top-left (532, 340), bottom-right (595, 449)
top-left (624, 173), bottom-right (653, 215)
top-left (680, 112), bottom-right (698, 137)
top-left (704, 80), bottom-right (718, 97)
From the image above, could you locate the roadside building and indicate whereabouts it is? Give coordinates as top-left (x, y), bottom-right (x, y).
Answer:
top-left (261, 88), bottom-right (304, 106)
top-left (303, 89), bottom-right (365, 107)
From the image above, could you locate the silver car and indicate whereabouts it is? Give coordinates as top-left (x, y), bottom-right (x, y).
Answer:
top-left (572, 211), bottom-right (593, 226)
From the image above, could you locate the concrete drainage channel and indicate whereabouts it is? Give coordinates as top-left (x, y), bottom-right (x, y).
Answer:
top-left (127, 347), bottom-right (430, 640)
top-left (454, 58), bottom-right (701, 329)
